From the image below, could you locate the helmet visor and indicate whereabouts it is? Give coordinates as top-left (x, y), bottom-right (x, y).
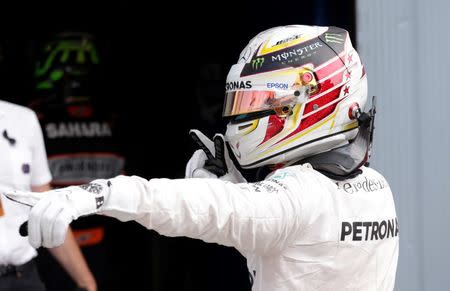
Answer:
top-left (222, 89), bottom-right (305, 117)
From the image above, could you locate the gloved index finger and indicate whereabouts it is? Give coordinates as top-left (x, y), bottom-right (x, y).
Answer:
top-left (189, 129), bottom-right (215, 161)
top-left (3, 190), bottom-right (41, 208)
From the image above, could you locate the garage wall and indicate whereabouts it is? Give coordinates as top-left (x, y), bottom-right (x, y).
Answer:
top-left (356, 1), bottom-right (450, 290)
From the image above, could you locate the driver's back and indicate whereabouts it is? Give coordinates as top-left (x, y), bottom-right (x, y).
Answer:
top-left (245, 166), bottom-right (399, 291)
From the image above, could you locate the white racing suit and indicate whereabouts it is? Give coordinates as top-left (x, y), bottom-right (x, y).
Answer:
top-left (101, 164), bottom-right (398, 290)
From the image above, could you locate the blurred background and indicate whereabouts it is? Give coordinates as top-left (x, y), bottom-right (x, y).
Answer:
top-left (0, 0), bottom-right (447, 290)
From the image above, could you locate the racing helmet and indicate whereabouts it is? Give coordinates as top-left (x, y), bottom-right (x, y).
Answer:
top-left (224, 25), bottom-right (368, 169)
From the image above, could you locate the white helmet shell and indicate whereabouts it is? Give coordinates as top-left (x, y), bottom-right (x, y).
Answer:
top-left (224, 25), bottom-right (367, 169)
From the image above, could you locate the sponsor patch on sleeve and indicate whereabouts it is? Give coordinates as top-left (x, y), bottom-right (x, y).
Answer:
top-left (249, 171), bottom-right (295, 193)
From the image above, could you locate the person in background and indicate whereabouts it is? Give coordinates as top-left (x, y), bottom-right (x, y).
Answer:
top-left (29, 32), bottom-right (130, 291)
top-left (0, 99), bottom-right (96, 290)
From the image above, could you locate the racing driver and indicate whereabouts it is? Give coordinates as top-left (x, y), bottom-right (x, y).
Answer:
top-left (5, 25), bottom-right (399, 290)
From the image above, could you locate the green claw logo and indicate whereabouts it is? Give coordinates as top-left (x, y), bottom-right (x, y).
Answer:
top-left (251, 58), bottom-right (265, 69)
top-left (324, 33), bottom-right (344, 44)
top-left (35, 40), bottom-right (100, 90)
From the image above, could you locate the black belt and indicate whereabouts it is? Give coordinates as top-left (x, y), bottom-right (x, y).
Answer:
top-left (0, 259), bottom-right (35, 278)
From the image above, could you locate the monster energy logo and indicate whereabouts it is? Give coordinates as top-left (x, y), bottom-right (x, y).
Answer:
top-left (251, 58), bottom-right (264, 69)
top-left (324, 33), bottom-right (344, 44)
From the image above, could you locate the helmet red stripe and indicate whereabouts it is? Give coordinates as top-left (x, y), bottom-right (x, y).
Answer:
top-left (315, 55), bottom-right (346, 80)
top-left (314, 71), bottom-right (345, 95)
top-left (276, 86), bottom-right (342, 144)
top-left (260, 115), bottom-right (286, 144)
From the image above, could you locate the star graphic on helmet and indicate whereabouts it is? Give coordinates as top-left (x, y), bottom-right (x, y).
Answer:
top-left (348, 54), bottom-right (353, 63)
top-left (345, 70), bottom-right (352, 80)
top-left (343, 86), bottom-right (350, 95)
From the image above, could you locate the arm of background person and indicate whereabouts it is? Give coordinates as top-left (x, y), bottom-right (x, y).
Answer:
top-left (32, 183), bottom-right (97, 291)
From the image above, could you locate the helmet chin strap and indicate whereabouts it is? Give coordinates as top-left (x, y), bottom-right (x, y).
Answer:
top-left (298, 96), bottom-right (377, 180)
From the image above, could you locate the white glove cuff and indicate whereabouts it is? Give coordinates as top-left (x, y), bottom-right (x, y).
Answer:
top-left (65, 179), bottom-right (111, 218)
